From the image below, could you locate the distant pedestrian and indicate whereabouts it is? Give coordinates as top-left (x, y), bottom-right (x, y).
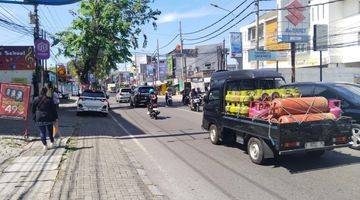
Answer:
top-left (32, 88), bottom-right (57, 150)
top-left (52, 87), bottom-right (61, 139)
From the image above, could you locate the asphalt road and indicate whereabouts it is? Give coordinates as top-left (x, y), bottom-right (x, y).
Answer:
top-left (105, 96), bottom-right (360, 200)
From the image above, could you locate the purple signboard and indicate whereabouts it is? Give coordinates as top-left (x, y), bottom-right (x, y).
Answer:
top-left (35, 39), bottom-right (50, 59)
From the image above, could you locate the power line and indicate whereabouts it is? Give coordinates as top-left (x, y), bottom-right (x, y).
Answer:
top-left (184, 12), bottom-right (255, 46)
top-left (159, 34), bottom-right (179, 49)
top-left (183, 0), bottom-right (250, 35)
top-left (259, 0), bottom-right (343, 12)
top-left (0, 4), bottom-right (28, 27)
top-left (184, 1), bottom-right (254, 41)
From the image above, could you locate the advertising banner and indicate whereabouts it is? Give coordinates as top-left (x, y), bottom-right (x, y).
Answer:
top-left (167, 56), bottom-right (174, 76)
top-left (0, 83), bottom-right (31, 120)
top-left (21, 0), bottom-right (80, 5)
top-left (277, 0), bottom-right (310, 43)
top-left (159, 62), bottom-right (167, 81)
top-left (248, 50), bottom-right (288, 61)
top-left (35, 39), bottom-right (50, 59)
top-left (229, 32), bottom-right (242, 58)
top-left (146, 64), bottom-right (154, 76)
top-left (313, 24), bottom-right (328, 51)
top-left (0, 46), bottom-right (36, 70)
top-left (265, 19), bottom-right (290, 51)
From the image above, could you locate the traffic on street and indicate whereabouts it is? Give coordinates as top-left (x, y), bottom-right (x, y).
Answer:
top-left (0, 0), bottom-right (359, 200)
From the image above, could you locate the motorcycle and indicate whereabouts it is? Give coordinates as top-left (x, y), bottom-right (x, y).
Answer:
top-left (149, 103), bottom-right (160, 119)
top-left (183, 95), bottom-right (190, 105)
top-left (189, 97), bottom-right (201, 112)
top-left (166, 93), bottom-right (173, 106)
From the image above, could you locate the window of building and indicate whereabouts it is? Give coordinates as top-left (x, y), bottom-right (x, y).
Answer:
top-left (358, 32), bottom-right (360, 45)
top-left (322, 5), bottom-right (325, 19)
top-left (258, 24), bottom-right (264, 39)
top-left (312, 7), bottom-right (315, 21)
top-left (317, 6), bottom-right (319, 20)
top-left (248, 27), bottom-right (256, 41)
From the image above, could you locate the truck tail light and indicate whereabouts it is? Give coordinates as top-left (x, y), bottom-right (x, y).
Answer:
top-left (333, 136), bottom-right (347, 143)
top-left (284, 141), bottom-right (300, 148)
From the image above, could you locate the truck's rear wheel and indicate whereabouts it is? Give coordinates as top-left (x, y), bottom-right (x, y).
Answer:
top-left (247, 137), bottom-right (264, 164)
top-left (209, 124), bottom-right (220, 145)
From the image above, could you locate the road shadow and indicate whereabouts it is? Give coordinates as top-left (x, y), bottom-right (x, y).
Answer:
top-left (220, 140), bottom-right (360, 173)
top-left (267, 150), bottom-right (360, 173)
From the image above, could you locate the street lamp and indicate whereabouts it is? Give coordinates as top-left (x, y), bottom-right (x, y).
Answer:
top-left (210, 3), bottom-right (235, 17)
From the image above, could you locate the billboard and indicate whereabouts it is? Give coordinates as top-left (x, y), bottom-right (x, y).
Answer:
top-left (0, 83), bottom-right (31, 120)
top-left (277, 0), bottom-right (310, 43)
top-left (0, 46), bottom-right (36, 70)
top-left (229, 32), bottom-right (242, 58)
top-left (313, 24), bottom-right (328, 51)
top-left (265, 19), bottom-right (290, 51)
top-left (23, 0), bottom-right (80, 5)
top-left (167, 56), bottom-right (174, 77)
top-left (146, 64), bottom-right (154, 77)
top-left (248, 50), bottom-right (288, 61)
top-left (35, 39), bottom-right (50, 59)
top-left (159, 62), bottom-right (167, 81)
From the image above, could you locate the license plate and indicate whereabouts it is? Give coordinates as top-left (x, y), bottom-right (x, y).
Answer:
top-left (305, 141), bottom-right (324, 149)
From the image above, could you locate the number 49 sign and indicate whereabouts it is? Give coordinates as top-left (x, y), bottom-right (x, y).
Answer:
top-left (0, 83), bottom-right (31, 120)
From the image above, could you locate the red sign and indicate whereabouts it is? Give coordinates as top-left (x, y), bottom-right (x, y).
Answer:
top-left (0, 83), bottom-right (31, 120)
top-left (0, 46), bottom-right (36, 70)
top-left (285, 0), bottom-right (305, 26)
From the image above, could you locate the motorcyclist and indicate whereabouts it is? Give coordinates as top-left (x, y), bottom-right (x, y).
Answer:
top-left (190, 88), bottom-right (198, 109)
top-left (147, 89), bottom-right (158, 115)
top-left (165, 88), bottom-right (172, 103)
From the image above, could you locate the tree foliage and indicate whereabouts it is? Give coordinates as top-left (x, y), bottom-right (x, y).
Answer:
top-left (56, 0), bottom-right (160, 83)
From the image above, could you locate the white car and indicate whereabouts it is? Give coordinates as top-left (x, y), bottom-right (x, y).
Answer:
top-left (116, 88), bottom-right (132, 103)
top-left (77, 90), bottom-right (109, 116)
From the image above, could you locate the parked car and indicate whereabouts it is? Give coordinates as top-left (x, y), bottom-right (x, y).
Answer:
top-left (129, 86), bottom-right (154, 107)
top-left (281, 82), bottom-right (360, 148)
top-left (202, 70), bottom-right (353, 164)
top-left (116, 88), bottom-right (132, 103)
top-left (77, 90), bottom-right (109, 116)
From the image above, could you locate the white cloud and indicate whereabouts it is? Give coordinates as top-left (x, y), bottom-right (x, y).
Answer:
top-left (158, 7), bottom-right (216, 24)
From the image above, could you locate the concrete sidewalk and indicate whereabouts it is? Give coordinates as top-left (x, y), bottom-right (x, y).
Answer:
top-left (0, 138), bottom-right (69, 200)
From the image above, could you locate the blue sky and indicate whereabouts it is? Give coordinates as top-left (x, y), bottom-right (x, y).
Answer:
top-left (0, 0), bottom-right (275, 68)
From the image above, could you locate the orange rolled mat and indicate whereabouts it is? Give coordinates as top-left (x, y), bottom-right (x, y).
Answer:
top-left (270, 97), bottom-right (329, 117)
top-left (278, 113), bottom-right (336, 124)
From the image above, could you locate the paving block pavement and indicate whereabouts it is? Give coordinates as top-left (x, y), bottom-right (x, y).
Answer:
top-left (0, 138), bottom-right (69, 200)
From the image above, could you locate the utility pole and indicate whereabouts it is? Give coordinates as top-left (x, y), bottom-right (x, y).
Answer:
top-left (157, 39), bottom-right (160, 81)
top-left (223, 39), bottom-right (226, 70)
top-left (291, 42), bottom-right (296, 83)
top-left (255, 0), bottom-right (260, 69)
top-left (179, 21), bottom-right (186, 82)
top-left (33, 4), bottom-right (40, 97)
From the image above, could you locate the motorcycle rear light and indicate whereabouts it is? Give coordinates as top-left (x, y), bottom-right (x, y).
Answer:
top-left (283, 141), bottom-right (300, 148)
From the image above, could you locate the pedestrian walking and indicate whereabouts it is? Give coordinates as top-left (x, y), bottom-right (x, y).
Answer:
top-left (32, 87), bottom-right (58, 150)
top-left (52, 87), bottom-right (61, 139)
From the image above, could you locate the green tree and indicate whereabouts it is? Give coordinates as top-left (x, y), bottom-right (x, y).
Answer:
top-left (56, 0), bottom-right (160, 83)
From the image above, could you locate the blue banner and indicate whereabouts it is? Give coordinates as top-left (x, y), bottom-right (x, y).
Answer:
top-left (0, 0), bottom-right (80, 5)
top-left (229, 32), bottom-right (242, 58)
